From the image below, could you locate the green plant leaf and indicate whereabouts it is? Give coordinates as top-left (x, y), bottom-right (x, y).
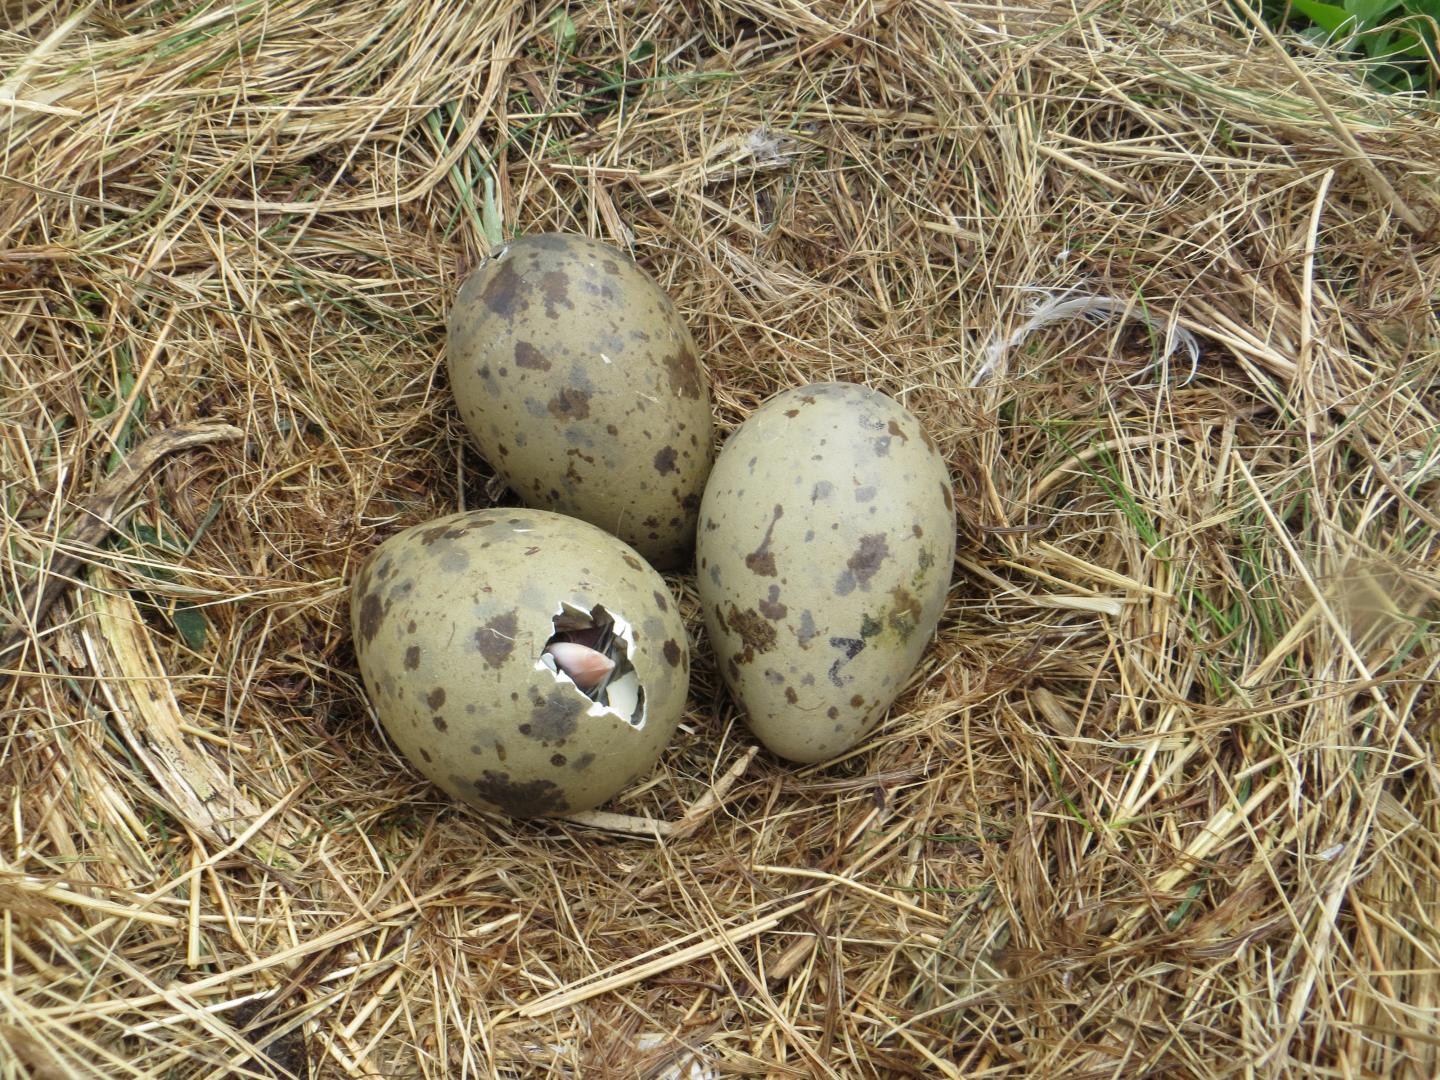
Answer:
top-left (171, 603), bottom-right (208, 650)
top-left (1360, 27), bottom-right (1402, 57)
top-left (546, 9), bottom-right (576, 52)
top-left (1291, 0), bottom-right (1360, 35)
top-left (1342, 0), bottom-right (1401, 29)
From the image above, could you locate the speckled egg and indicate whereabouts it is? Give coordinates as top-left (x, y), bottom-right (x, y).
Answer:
top-left (446, 233), bottom-right (715, 570)
top-left (696, 383), bottom-right (955, 764)
top-left (350, 508), bottom-right (690, 817)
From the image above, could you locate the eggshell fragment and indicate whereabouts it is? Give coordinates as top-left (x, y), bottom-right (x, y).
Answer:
top-left (696, 383), bottom-right (955, 763)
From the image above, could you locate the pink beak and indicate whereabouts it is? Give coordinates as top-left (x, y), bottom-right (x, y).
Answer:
top-left (544, 642), bottom-right (616, 691)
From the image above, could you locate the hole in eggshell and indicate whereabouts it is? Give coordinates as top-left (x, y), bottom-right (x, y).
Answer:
top-left (537, 602), bottom-right (646, 728)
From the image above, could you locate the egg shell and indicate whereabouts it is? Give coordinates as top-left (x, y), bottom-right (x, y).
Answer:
top-left (696, 383), bottom-right (955, 764)
top-left (350, 508), bottom-right (690, 817)
top-left (446, 233), bottom-right (715, 570)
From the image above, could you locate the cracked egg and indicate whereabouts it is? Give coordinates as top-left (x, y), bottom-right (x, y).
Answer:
top-left (349, 508), bottom-right (689, 817)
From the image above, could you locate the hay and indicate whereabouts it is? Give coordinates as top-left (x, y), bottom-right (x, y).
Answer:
top-left (2, 0), bottom-right (1438, 1075)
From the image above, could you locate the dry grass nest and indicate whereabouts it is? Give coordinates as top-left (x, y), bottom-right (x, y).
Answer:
top-left (3, 2), bottom-right (1440, 1077)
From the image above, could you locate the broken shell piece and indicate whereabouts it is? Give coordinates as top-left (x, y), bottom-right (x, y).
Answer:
top-left (543, 642), bottom-right (616, 691)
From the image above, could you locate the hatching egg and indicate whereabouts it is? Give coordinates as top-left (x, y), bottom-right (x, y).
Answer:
top-left (446, 233), bottom-right (714, 570)
top-left (696, 383), bottom-right (955, 764)
top-left (350, 508), bottom-right (690, 817)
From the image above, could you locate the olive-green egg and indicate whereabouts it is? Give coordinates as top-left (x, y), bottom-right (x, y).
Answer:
top-left (696, 383), bottom-right (955, 764)
top-left (350, 508), bottom-right (690, 817)
top-left (446, 233), bottom-right (715, 571)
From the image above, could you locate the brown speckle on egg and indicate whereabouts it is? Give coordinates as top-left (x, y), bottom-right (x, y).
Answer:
top-left (467, 771), bottom-right (569, 817)
top-left (515, 341), bottom-right (550, 370)
top-left (473, 610), bottom-right (518, 667)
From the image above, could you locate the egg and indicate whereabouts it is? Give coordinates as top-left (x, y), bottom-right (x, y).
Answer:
top-left (446, 233), bottom-right (715, 570)
top-left (350, 508), bottom-right (690, 817)
top-left (696, 383), bottom-right (955, 764)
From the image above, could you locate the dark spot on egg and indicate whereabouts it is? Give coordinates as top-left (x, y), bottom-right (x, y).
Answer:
top-left (653, 590), bottom-right (669, 612)
top-left (653, 446), bottom-right (678, 475)
top-left (835, 534), bottom-right (891, 596)
top-left (850, 694), bottom-right (865, 708)
top-left (426, 687), bottom-right (446, 710)
top-left (357, 592), bottom-right (385, 645)
top-left (548, 388), bottom-right (591, 420)
top-left (550, 753), bottom-right (567, 767)
top-left (725, 604), bottom-right (777, 663)
top-left (479, 258), bottom-right (526, 319)
top-left (467, 771), bottom-right (569, 817)
top-left (539, 269), bottom-right (573, 319)
top-left (661, 343), bottom-right (704, 400)
top-left (785, 687), bottom-right (798, 704)
top-left (515, 341), bottom-right (550, 370)
top-left (432, 715), bottom-right (448, 732)
top-left (473, 609), bottom-right (519, 667)
top-left (403, 645), bottom-right (420, 670)
top-left (663, 639), bottom-right (682, 667)
top-left (420, 748), bottom-right (433, 763)
top-left (889, 587), bottom-right (923, 636)
top-left (623, 554), bottom-right (644, 571)
top-left (744, 504), bottom-right (783, 577)
top-left (573, 752), bottom-right (596, 770)
top-left (797, 610), bottom-right (818, 648)
top-left (758, 584), bottom-right (787, 621)
top-left (827, 636), bottom-right (866, 686)
top-left (524, 687), bottom-right (585, 742)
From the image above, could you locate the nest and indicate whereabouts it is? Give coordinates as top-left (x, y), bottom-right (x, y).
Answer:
top-left (2, 1), bottom-right (1438, 1076)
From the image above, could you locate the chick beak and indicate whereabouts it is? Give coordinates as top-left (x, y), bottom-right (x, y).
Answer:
top-left (543, 642), bottom-right (616, 691)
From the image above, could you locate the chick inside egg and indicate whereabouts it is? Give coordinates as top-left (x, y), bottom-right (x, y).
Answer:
top-left (538, 603), bottom-right (644, 725)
